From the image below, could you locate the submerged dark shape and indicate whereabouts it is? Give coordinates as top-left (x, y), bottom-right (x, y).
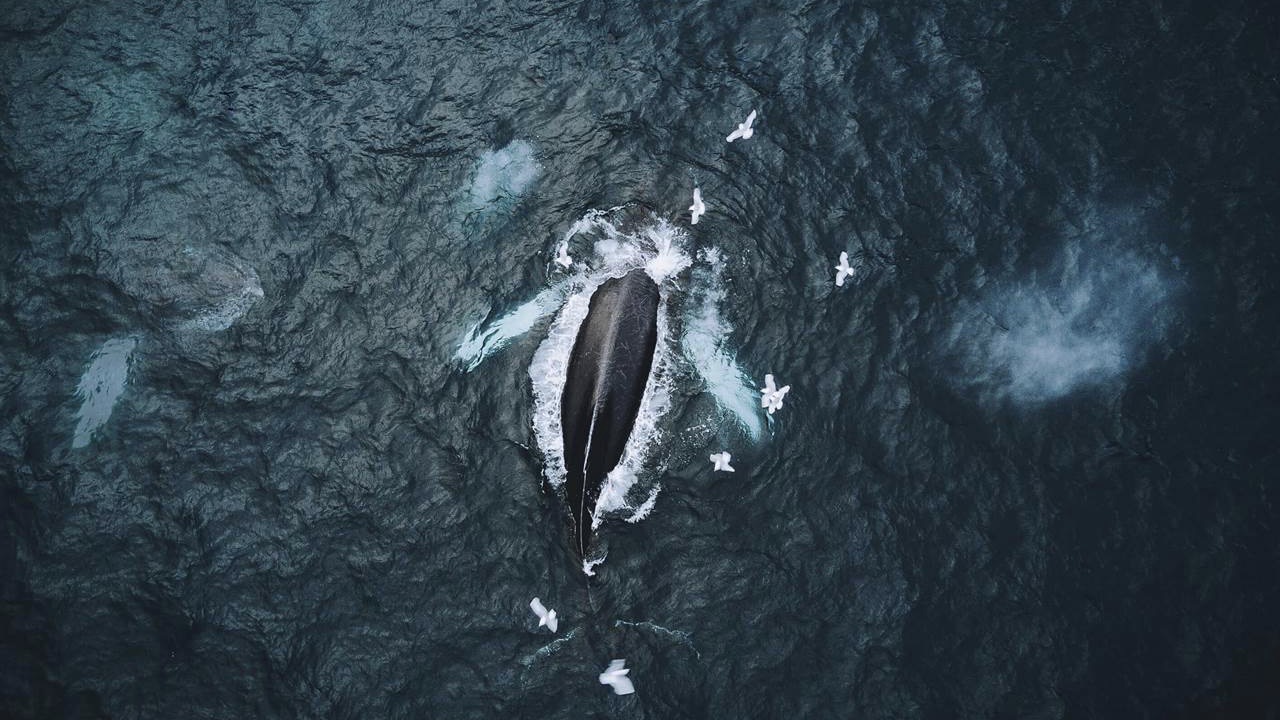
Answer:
top-left (561, 269), bottom-right (660, 556)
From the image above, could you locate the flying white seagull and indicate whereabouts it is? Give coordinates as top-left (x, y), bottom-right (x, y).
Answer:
top-left (834, 251), bottom-right (854, 287)
top-left (529, 597), bottom-right (558, 633)
top-left (760, 374), bottom-right (791, 415)
top-left (689, 187), bottom-right (707, 225)
top-left (710, 451), bottom-right (735, 472)
top-left (554, 242), bottom-right (573, 269)
top-left (598, 659), bottom-right (636, 696)
top-left (726, 109), bottom-right (757, 143)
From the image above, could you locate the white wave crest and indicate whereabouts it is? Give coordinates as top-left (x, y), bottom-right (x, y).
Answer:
top-left (625, 485), bottom-right (661, 523)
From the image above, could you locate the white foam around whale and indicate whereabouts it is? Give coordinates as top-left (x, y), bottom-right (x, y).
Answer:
top-left (458, 208), bottom-right (755, 555)
top-left (72, 337), bottom-right (138, 449)
top-left (528, 212), bottom-right (690, 530)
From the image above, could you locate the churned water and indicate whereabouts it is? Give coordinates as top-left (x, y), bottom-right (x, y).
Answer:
top-left (2, 1), bottom-right (1279, 718)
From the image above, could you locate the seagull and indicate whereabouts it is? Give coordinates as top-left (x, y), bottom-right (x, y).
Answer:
top-left (710, 451), bottom-right (735, 472)
top-left (834, 251), bottom-right (854, 287)
top-left (689, 187), bottom-right (706, 225)
top-left (760, 374), bottom-right (791, 415)
top-left (529, 597), bottom-right (558, 633)
top-left (598, 659), bottom-right (636, 696)
top-left (726, 109), bottom-right (757, 143)
top-left (554, 242), bottom-right (573, 269)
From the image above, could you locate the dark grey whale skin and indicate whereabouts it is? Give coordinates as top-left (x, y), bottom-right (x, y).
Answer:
top-left (560, 269), bottom-right (661, 557)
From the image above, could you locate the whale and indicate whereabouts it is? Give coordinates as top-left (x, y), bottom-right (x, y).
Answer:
top-left (561, 268), bottom-right (661, 556)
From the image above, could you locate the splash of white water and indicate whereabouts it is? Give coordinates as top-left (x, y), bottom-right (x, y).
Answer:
top-left (625, 485), bottom-right (661, 523)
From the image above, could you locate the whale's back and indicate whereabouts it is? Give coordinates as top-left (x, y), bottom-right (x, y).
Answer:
top-left (560, 269), bottom-right (660, 556)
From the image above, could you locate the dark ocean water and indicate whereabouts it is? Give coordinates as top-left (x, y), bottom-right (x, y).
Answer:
top-left (3, 0), bottom-right (1279, 718)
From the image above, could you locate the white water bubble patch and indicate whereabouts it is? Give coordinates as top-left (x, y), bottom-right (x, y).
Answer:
top-left (72, 337), bottom-right (138, 449)
top-left (681, 247), bottom-right (764, 441)
top-left (944, 236), bottom-right (1177, 403)
top-left (560, 207), bottom-right (692, 283)
top-left (469, 140), bottom-right (540, 209)
top-left (641, 220), bottom-right (693, 284)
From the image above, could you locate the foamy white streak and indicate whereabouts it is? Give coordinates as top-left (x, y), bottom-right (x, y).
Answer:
top-left (528, 288), bottom-right (593, 484)
top-left (625, 485), bottom-right (661, 523)
top-left (520, 628), bottom-right (579, 667)
top-left (582, 555), bottom-right (606, 576)
top-left (469, 140), bottom-right (540, 208)
top-left (456, 286), bottom-right (566, 371)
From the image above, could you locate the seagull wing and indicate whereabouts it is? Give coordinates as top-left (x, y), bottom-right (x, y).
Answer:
top-left (598, 660), bottom-right (634, 695)
top-left (530, 597), bottom-right (547, 620)
top-left (745, 110), bottom-right (757, 127)
top-left (610, 674), bottom-right (635, 695)
top-left (727, 127), bottom-right (744, 142)
top-left (545, 610), bottom-right (558, 633)
top-left (724, 461), bottom-right (735, 472)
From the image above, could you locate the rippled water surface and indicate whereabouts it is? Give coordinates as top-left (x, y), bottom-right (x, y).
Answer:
top-left (3, 1), bottom-right (1279, 718)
